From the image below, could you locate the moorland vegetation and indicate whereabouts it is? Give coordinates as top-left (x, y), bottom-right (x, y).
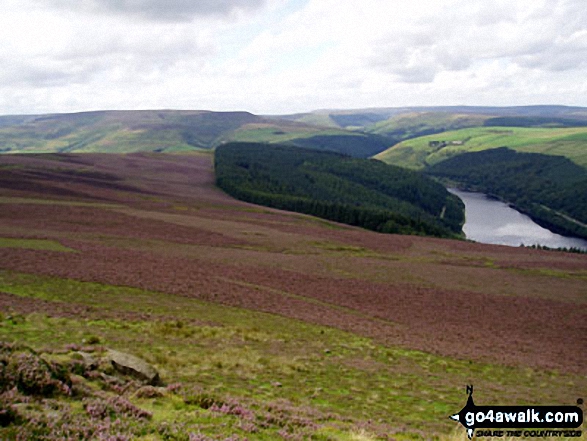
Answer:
top-left (0, 151), bottom-right (586, 440)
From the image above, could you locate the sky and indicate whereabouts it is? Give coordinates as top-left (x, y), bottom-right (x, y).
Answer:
top-left (1, 0), bottom-right (586, 115)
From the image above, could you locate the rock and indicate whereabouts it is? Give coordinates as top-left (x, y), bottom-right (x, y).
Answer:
top-left (134, 385), bottom-right (166, 399)
top-left (106, 350), bottom-right (160, 386)
top-left (74, 351), bottom-right (98, 370)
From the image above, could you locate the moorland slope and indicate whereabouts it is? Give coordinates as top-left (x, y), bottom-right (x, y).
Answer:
top-left (0, 152), bottom-right (585, 439)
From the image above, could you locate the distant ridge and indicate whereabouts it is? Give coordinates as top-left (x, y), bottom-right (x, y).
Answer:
top-left (303, 104), bottom-right (587, 118)
top-left (2, 105), bottom-right (587, 157)
top-left (0, 109), bottom-right (391, 157)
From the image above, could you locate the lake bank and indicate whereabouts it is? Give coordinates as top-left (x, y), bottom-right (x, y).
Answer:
top-left (447, 188), bottom-right (587, 251)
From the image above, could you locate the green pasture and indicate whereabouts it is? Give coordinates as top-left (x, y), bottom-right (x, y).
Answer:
top-left (374, 127), bottom-right (587, 169)
top-left (366, 113), bottom-right (489, 139)
top-left (228, 126), bottom-right (361, 144)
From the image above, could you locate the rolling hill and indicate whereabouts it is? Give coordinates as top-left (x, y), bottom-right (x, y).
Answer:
top-left (280, 105), bottom-right (587, 151)
top-left (281, 105), bottom-right (587, 130)
top-left (363, 111), bottom-right (491, 142)
top-left (0, 110), bottom-right (391, 158)
top-left (3, 105), bottom-right (587, 160)
top-left (0, 110), bottom-right (259, 153)
top-left (374, 126), bottom-right (587, 170)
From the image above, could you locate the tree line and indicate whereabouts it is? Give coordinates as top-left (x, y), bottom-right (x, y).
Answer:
top-left (215, 142), bottom-right (464, 238)
top-left (426, 147), bottom-right (587, 239)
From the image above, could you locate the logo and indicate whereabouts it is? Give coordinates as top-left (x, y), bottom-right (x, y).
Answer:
top-left (450, 385), bottom-right (583, 439)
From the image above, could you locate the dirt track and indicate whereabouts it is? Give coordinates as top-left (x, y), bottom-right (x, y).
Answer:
top-left (0, 153), bottom-right (585, 374)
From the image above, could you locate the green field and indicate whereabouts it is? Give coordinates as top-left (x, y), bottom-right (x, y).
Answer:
top-left (374, 126), bottom-right (587, 170)
top-left (365, 112), bottom-right (490, 140)
top-left (228, 124), bottom-right (355, 144)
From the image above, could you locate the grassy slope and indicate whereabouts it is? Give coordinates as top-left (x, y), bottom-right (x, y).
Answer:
top-left (0, 110), bottom-right (261, 154)
top-left (283, 106), bottom-right (587, 131)
top-left (365, 112), bottom-right (490, 139)
top-left (228, 123), bottom-right (355, 144)
top-left (0, 110), bottom-right (391, 158)
top-left (374, 126), bottom-right (587, 170)
top-left (0, 152), bottom-right (586, 440)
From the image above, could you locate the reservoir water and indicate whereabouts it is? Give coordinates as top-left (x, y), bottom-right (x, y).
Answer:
top-left (447, 188), bottom-right (587, 251)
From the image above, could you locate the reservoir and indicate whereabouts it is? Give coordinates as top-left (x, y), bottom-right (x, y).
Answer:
top-left (447, 188), bottom-right (587, 251)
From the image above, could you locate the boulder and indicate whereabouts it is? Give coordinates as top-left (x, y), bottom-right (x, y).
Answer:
top-left (74, 351), bottom-right (98, 370)
top-left (106, 350), bottom-right (160, 386)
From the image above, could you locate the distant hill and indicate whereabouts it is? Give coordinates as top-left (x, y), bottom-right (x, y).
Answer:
top-left (363, 112), bottom-right (491, 143)
top-left (279, 105), bottom-right (587, 150)
top-left (281, 105), bottom-right (587, 130)
top-left (2, 105), bottom-right (587, 159)
top-left (0, 110), bottom-right (392, 158)
top-left (0, 110), bottom-right (260, 154)
top-left (228, 121), bottom-right (391, 158)
top-left (374, 126), bottom-right (587, 169)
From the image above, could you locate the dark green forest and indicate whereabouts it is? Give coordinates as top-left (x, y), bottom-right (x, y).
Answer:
top-left (215, 143), bottom-right (464, 238)
top-left (426, 147), bottom-right (587, 239)
top-left (483, 116), bottom-right (587, 128)
top-left (286, 134), bottom-right (391, 158)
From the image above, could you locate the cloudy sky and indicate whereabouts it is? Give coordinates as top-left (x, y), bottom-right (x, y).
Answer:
top-left (1, 0), bottom-right (586, 115)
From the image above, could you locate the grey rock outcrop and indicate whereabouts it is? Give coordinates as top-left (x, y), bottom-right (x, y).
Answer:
top-left (106, 349), bottom-right (160, 386)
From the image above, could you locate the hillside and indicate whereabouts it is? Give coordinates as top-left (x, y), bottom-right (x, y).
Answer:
top-left (1, 152), bottom-right (585, 439)
top-left (228, 123), bottom-right (391, 158)
top-left (0, 110), bottom-right (391, 158)
top-left (0, 110), bottom-right (260, 153)
top-left (215, 143), bottom-right (464, 238)
top-left (281, 105), bottom-right (587, 130)
top-left (374, 126), bottom-right (587, 169)
top-left (3, 106), bottom-right (587, 159)
top-left (363, 112), bottom-right (490, 142)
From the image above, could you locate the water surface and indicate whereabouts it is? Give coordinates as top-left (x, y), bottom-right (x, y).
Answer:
top-left (448, 188), bottom-right (587, 251)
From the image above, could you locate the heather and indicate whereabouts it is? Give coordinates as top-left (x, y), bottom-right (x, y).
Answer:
top-left (0, 152), bottom-right (585, 440)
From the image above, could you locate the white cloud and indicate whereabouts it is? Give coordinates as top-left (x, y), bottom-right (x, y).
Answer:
top-left (37, 0), bottom-right (268, 22)
top-left (0, 0), bottom-right (585, 115)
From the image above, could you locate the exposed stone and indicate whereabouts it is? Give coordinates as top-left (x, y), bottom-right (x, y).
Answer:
top-left (106, 350), bottom-right (160, 386)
